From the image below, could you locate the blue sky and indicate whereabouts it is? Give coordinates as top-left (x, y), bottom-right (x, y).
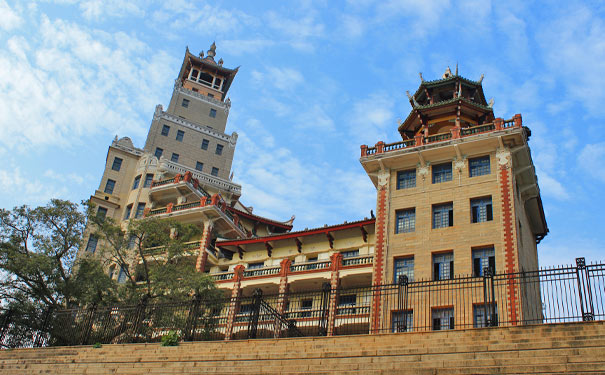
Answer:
top-left (0, 0), bottom-right (604, 267)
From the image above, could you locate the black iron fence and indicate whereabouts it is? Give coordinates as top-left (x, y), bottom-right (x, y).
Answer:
top-left (2, 258), bottom-right (604, 348)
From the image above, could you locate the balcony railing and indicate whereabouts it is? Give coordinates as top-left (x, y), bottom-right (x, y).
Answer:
top-left (243, 267), bottom-right (281, 278)
top-left (362, 116), bottom-right (523, 157)
top-left (342, 255), bottom-right (373, 267)
top-left (211, 272), bottom-right (234, 281)
top-left (290, 260), bottom-right (331, 273)
top-left (336, 305), bottom-right (370, 316)
top-left (151, 176), bottom-right (211, 198)
top-left (143, 240), bottom-right (202, 256)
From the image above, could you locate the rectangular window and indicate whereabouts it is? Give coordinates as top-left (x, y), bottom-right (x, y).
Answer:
top-left (132, 175), bottom-right (141, 190)
top-left (176, 130), bottom-right (184, 142)
top-left (471, 197), bottom-right (493, 223)
top-left (196, 162), bottom-right (204, 172)
top-left (207, 93), bottom-right (214, 98)
top-left (469, 156), bottom-right (491, 177)
top-left (338, 295), bottom-right (356, 306)
top-left (432, 163), bottom-right (452, 183)
top-left (171, 153), bottom-right (179, 163)
top-left (111, 157), bottom-right (122, 171)
top-left (201, 139), bottom-right (209, 150)
top-left (213, 78), bottom-right (222, 90)
top-left (85, 235), bottom-right (98, 253)
top-left (397, 169), bottom-right (416, 189)
top-left (473, 247), bottom-right (496, 276)
top-left (392, 310), bottom-right (413, 332)
top-left (181, 98), bottom-right (189, 108)
top-left (97, 207), bottom-right (108, 220)
top-left (154, 147), bottom-right (163, 158)
top-left (209, 108), bottom-right (217, 118)
top-left (433, 253), bottom-right (454, 281)
top-left (135, 203), bottom-right (145, 218)
top-left (117, 266), bottom-right (127, 284)
top-left (128, 234), bottom-right (137, 249)
top-left (248, 262), bottom-right (264, 269)
top-left (124, 204), bottom-right (132, 220)
top-left (300, 299), bottom-right (313, 317)
top-left (161, 124), bottom-right (170, 136)
top-left (341, 250), bottom-right (359, 258)
top-left (215, 144), bottom-right (223, 155)
top-left (211, 167), bottom-right (219, 176)
top-left (394, 257), bottom-right (414, 283)
top-left (143, 174), bottom-right (153, 188)
top-left (474, 303), bottom-right (498, 328)
top-left (433, 203), bottom-right (453, 229)
top-left (395, 208), bottom-right (415, 233)
top-left (104, 179), bottom-right (116, 194)
top-left (432, 308), bottom-right (454, 331)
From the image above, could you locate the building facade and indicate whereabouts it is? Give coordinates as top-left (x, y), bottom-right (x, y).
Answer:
top-left (80, 50), bottom-right (547, 338)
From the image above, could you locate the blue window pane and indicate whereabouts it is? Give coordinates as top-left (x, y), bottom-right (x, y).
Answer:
top-left (341, 250), bottom-right (359, 258)
top-left (111, 157), bottom-right (122, 171)
top-left (176, 130), bottom-right (184, 142)
top-left (97, 207), bottom-right (107, 220)
top-left (132, 175), bottom-right (141, 189)
top-left (181, 99), bottom-right (189, 108)
top-left (397, 169), bottom-right (416, 189)
top-left (433, 253), bottom-right (453, 281)
top-left (432, 203), bottom-right (453, 228)
top-left (396, 209), bottom-right (415, 233)
top-left (432, 163), bottom-right (452, 183)
top-left (171, 153), bottom-right (179, 162)
top-left (432, 308), bottom-right (454, 330)
top-left (201, 139), bottom-right (209, 150)
top-left (154, 148), bottom-right (163, 158)
top-left (104, 179), bottom-right (115, 194)
top-left (394, 257), bottom-right (414, 283)
top-left (392, 311), bottom-right (413, 332)
top-left (196, 162), bottom-right (203, 171)
top-left (473, 247), bottom-right (495, 276)
top-left (117, 266), bottom-right (127, 283)
top-left (143, 174), bottom-right (153, 188)
top-left (215, 144), bottom-right (223, 155)
top-left (474, 303), bottom-right (498, 327)
top-left (471, 197), bottom-right (493, 223)
top-left (124, 205), bottom-right (132, 220)
top-left (209, 108), bottom-right (217, 118)
top-left (86, 236), bottom-right (98, 253)
top-left (248, 262), bottom-right (264, 269)
top-left (135, 203), bottom-right (145, 218)
top-left (161, 124), bottom-right (170, 136)
top-left (469, 156), bottom-right (490, 177)
top-left (211, 167), bottom-right (219, 176)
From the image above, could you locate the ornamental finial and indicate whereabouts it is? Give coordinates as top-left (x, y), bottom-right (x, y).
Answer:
top-left (206, 41), bottom-right (216, 60)
top-left (455, 62), bottom-right (458, 75)
top-left (478, 74), bottom-right (484, 84)
top-left (443, 66), bottom-right (452, 79)
top-left (419, 72), bottom-right (424, 82)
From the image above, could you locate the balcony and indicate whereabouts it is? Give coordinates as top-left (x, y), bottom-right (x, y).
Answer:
top-left (290, 260), bottom-right (331, 273)
top-left (150, 173), bottom-right (211, 204)
top-left (243, 266), bottom-right (281, 278)
top-left (361, 116), bottom-right (520, 158)
top-left (158, 159), bottom-right (241, 195)
top-left (212, 271), bottom-right (235, 281)
top-left (342, 255), bottom-right (373, 267)
top-left (142, 240), bottom-right (202, 257)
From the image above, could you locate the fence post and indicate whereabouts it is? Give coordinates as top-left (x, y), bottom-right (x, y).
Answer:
top-left (575, 257), bottom-right (595, 321)
top-left (483, 268), bottom-right (496, 327)
top-left (248, 288), bottom-right (263, 339)
top-left (81, 303), bottom-right (97, 345)
top-left (318, 282), bottom-right (331, 336)
top-left (396, 275), bottom-right (409, 332)
top-left (184, 294), bottom-right (202, 341)
top-left (34, 307), bottom-right (53, 348)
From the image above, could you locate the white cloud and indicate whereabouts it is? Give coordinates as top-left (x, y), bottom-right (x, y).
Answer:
top-left (253, 67), bottom-right (303, 92)
top-left (0, 0), bottom-right (23, 31)
top-left (221, 39), bottom-right (275, 56)
top-left (536, 170), bottom-right (569, 201)
top-left (349, 92), bottom-right (395, 145)
top-left (0, 168), bottom-right (68, 206)
top-left (578, 143), bottom-right (605, 183)
top-left (79, 0), bottom-right (145, 21)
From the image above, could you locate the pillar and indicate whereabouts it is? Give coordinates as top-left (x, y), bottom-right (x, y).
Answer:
top-left (195, 222), bottom-right (214, 272)
top-left (274, 259), bottom-right (291, 338)
top-left (224, 265), bottom-right (244, 340)
top-left (370, 169), bottom-right (389, 334)
top-left (327, 252), bottom-right (342, 336)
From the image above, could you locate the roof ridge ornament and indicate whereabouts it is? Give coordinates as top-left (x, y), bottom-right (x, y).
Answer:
top-left (455, 62), bottom-right (458, 76)
top-left (478, 74), bottom-right (484, 84)
top-left (443, 66), bottom-right (452, 78)
top-left (419, 72), bottom-right (424, 82)
top-left (488, 98), bottom-right (494, 108)
top-left (406, 90), bottom-right (420, 107)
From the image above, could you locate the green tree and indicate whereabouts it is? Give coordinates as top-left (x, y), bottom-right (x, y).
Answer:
top-left (0, 199), bottom-right (114, 311)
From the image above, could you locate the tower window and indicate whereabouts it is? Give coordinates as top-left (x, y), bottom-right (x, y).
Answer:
top-left (189, 69), bottom-right (199, 81)
top-left (395, 208), bottom-right (415, 233)
top-left (176, 130), bottom-right (184, 142)
top-left (209, 108), bottom-right (217, 118)
top-left (111, 157), bottom-right (123, 171)
top-left (135, 203), bottom-right (145, 218)
top-left (154, 147), bottom-right (163, 158)
top-left (181, 99), bottom-right (189, 108)
top-left (432, 163), bottom-right (452, 183)
top-left (85, 235), bottom-right (98, 253)
top-left (469, 156), bottom-right (490, 177)
top-left (132, 175), bottom-right (141, 190)
top-left (432, 202), bottom-right (453, 228)
top-left (196, 162), bottom-right (204, 172)
top-left (143, 174), bottom-right (154, 188)
top-left (397, 169), bottom-right (416, 189)
top-left (199, 72), bottom-right (213, 85)
top-left (394, 257), bottom-right (414, 283)
top-left (171, 153), bottom-right (179, 163)
top-left (201, 139), bottom-right (209, 150)
top-left (473, 247), bottom-right (495, 276)
top-left (104, 179), bottom-right (116, 194)
top-left (433, 253), bottom-right (454, 281)
top-left (213, 78), bottom-right (222, 90)
top-left (215, 144), bottom-right (223, 155)
top-left (211, 167), bottom-right (219, 176)
top-left (471, 197), bottom-right (493, 223)
top-left (124, 204), bottom-right (132, 220)
top-left (161, 125), bottom-right (170, 136)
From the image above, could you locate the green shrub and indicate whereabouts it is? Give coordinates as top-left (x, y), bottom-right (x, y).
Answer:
top-left (161, 331), bottom-right (179, 346)
top-left (92, 342), bottom-right (102, 348)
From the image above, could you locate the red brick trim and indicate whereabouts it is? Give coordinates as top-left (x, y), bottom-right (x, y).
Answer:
top-left (499, 166), bottom-right (519, 324)
top-left (371, 184), bottom-right (388, 334)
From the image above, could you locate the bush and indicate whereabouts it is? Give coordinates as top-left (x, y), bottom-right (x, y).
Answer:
top-left (161, 331), bottom-right (179, 346)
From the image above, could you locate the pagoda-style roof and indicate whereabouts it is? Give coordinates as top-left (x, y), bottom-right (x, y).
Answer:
top-left (398, 67), bottom-right (495, 139)
top-left (176, 44), bottom-right (239, 99)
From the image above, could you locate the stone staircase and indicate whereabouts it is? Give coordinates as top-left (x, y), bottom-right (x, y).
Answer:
top-left (1, 321), bottom-right (604, 374)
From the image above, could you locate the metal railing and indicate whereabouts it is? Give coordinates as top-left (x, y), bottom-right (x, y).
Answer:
top-left (2, 258), bottom-right (603, 348)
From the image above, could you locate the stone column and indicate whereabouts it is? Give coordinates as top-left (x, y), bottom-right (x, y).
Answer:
top-left (370, 169), bottom-right (389, 334)
top-left (224, 265), bottom-right (244, 340)
top-left (327, 252), bottom-right (342, 336)
top-left (274, 259), bottom-right (291, 338)
top-left (195, 222), bottom-right (214, 273)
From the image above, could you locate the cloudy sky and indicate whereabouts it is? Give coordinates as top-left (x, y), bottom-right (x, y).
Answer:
top-left (1, 0), bottom-right (604, 267)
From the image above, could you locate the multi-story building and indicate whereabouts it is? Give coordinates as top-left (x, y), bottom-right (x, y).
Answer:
top-left (80, 49), bottom-right (547, 338)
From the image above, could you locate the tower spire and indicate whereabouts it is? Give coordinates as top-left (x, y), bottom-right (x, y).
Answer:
top-left (206, 41), bottom-right (216, 60)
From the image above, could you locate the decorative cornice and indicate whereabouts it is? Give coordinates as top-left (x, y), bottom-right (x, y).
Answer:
top-left (157, 111), bottom-right (235, 143)
top-left (174, 80), bottom-right (231, 114)
top-left (159, 158), bottom-right (242, 194)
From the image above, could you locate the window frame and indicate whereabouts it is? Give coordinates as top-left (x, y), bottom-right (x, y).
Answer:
top-left (195, 162), bottom-right (204, 172)
top-left (472, 246), bottom-right (496, 277)
top-left (432, 202), bottom-right (453, 229)
top-left (124, 204), bottom-right (132, 220)
top-left (97, 207), bottom-right (108, 220)
top-left (209, 108), bottom-right (217, 118)
top-left (201, 139), bottom-right (209, 150)
top-left (397, 169), bottom-right (416, 189)
top-left (85, 235), bottom-right (98, 253)
top-left (135, 203), bottom-right (146, 218)
top-left (394, 256), bottom-right (414, 283)
top-left (211, 167), bottom-right (219, 176)
top-left (432, 307), bottom-right (455, 331)
top-left (154, 147), bottom-right (163, 158)
top-left (111, 157), bottom-right (122, 171)
top-left (181, 98), bottom-right (190, 108)
top-left (341, 250), bottom-right (359, 258)
top-left (392, 310), bottom-right (413, 332)
top-left (395, 208), bottom-right (415, 234)
top-left (161, 124), bottom-right (170, 136)
top-left (432, 162), bottom-right (453, 184)
top-left (143, 174), bottom-right (154, 188)
top-left (104, 179), bottom-right (116, 194)
top-left (469, 155), bottom-right (491, 177)
top-left (215, 144), bottom-right (223, 155)
top-left (132, 175), bottom-right (141, 190)
top-left (433, 252), bottom-right (454, 281)
top-left (176, 130), bottom-right (184, 142)
top-left (471, 196), bottom-right (493, 223)
top-left (171, 153), bottom-right (179, 163)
